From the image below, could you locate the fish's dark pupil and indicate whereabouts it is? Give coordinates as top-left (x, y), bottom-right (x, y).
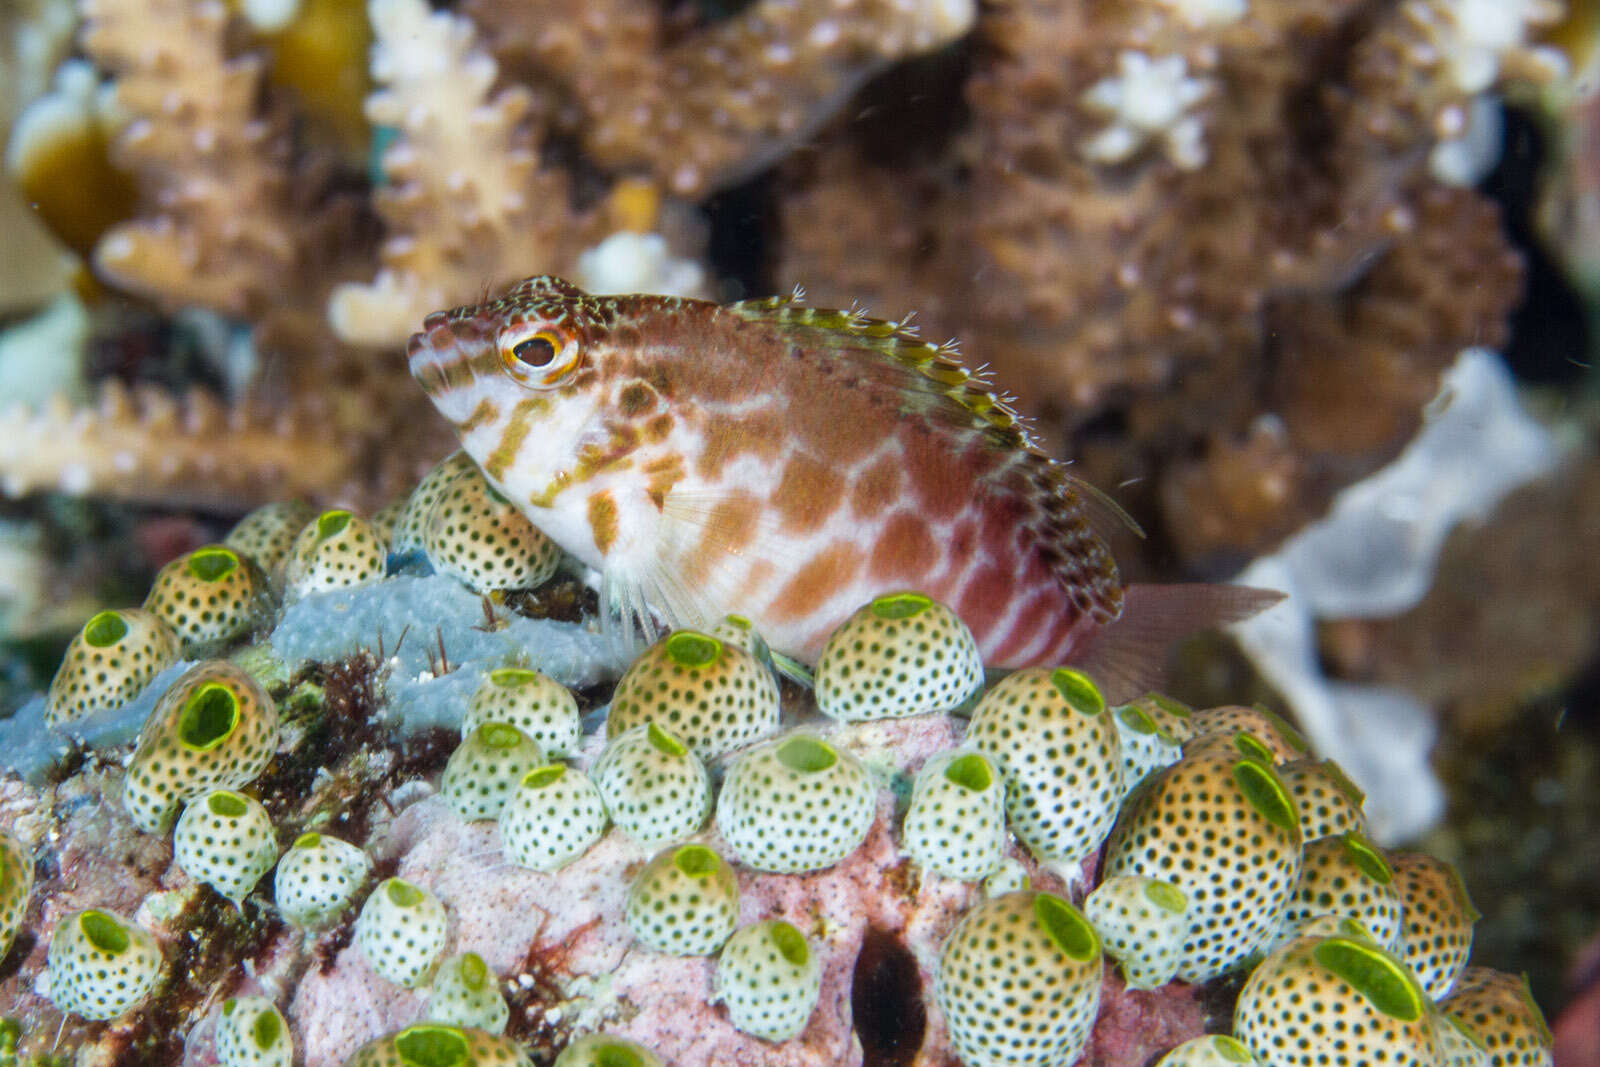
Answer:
top-left (513, 335), bottom-right (557, 367)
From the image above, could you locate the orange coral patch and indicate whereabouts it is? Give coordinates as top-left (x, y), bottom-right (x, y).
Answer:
top-left (695, 411), bottom-right (786, 479)
top-left (679, 490), bottom-right (763, 588)
top-left (869, 511), bottom-right (939, 584)
top-left (955, 561), bottom-right (1010, 642)
top-left (459, 398), bottom-right (500, 433)
top-left (588, 491), bottom-right (619, 555)
top-left (850, 454), bottom-right (903, 519)
top-left (904, 438), bottom-right (979, 520)
top-left (769, 543), bottom-right (863, 621)
top-left (774, 450), bottom-right (845, 533)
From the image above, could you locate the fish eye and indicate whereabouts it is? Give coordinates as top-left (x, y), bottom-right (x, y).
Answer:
top-left (513, 335), bottom-right (556, 367)
top-left (498, 324), bottom-right (581, 388)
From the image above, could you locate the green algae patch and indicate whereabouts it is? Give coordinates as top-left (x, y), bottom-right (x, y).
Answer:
top-left (1342, 833), bottom-right (1394, 884)
top-left (1034, 893), bottom-right (1098, 962)
top-left (386, 880), bottom-right (426, 909)
top-left (1313, 938), bottom-right (1424, 1021)
top-left (522, 765), bottom-right (566, 789)
top-left (777, 736), bottom-right (836, 774)
top-left (83, 610), bottom-right (129, 648)
top-left (944, 752), bottom-right (993, 792)
top-left (869, 592), bottom-right (932, 620)
top-left (1232, 758), bottom-right (1299, 836)
top-left (188, 547), bottom-right (240, 582)
top-left (457, 952), bottom-right (490, 990)
top-left (476, 722), bottom-right (526, 750)
top-left (1050, 667), bottom-right (1105, 715)
top-left (673, 844), bottom-right (722, 879)
top-left (253, 1008), bottom-right (282, 1050)
top-left (771, 921), bottom-right (809, 967)
top-left (1143, 880), bottom-right (1187, 913)
top-left (80, 911), bottom-right (130, 954)
top-left (593, 1045), bottom-right (645, 1067)
top-left (316, 510), bottom-right (353, 540)
top-left (178, 685), bottom-right (241, 751)
top-left (1117, 705), bottom-right (1157, 734)
top-left (1251, 704), bottom-right (1308, 752)
top-left (394, 1025), bottom-right (470, 1066)
top-left (665, 631), bottom-right (722, 668)
top-left (207, 791), bottom-right (249, 818)
top-left (1232, 730), bottom-right (1277, 767)
top-left (1213, 1036), bottom-right (1254, 1062)
top-left (646, 721), bottom-right (687, 756)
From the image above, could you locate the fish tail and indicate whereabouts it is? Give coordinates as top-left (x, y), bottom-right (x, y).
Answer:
top-left (1074, 583), bottom-right (1286, 704)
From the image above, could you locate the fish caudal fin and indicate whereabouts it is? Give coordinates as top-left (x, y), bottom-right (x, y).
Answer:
top-left (1074, 583), bottom-right (1286, 704)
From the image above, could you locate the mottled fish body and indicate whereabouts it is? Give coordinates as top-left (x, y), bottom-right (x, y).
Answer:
top-left (409, 276), bottom-right (1261, 684)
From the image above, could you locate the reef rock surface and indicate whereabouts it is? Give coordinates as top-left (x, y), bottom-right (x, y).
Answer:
top-left (0, 709), bottom-right (1208, 1066)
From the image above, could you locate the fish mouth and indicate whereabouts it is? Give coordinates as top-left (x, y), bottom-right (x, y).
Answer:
top-left (407, 311), bottom-right (496, 425)
top-left (406, 310), bottom-right (457, 387)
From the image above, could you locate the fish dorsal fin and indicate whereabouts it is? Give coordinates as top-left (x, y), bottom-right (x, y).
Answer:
top-left (1058, 469), bottom-right (1146, 541)
top-left (727, 291), bottom-right (1133, 617)
top-left (726, 296), bottom-right (1038, 451)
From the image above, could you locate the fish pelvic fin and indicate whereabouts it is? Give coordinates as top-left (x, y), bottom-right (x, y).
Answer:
top-left (1074, 583), bottom-right (1286, 704)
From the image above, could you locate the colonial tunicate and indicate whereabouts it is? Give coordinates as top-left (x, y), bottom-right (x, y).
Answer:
top-left (716, 732), bottom-right (877, 874)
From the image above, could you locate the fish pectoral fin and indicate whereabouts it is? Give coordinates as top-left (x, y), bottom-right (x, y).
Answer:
top-left (1056, 469), bottom-right (1146, 540)
top-left (598, 567), bottom-right (669, 658)
top-left (654, 486), bottom-right (795, 616)
top-left (1074, 583), bottom-right (1286, 704)
top-left (596, 485), bottom-right (778, 647)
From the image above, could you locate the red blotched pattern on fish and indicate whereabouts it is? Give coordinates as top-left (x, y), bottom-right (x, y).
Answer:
top-left (407, 275), bottom-right (1124, 668)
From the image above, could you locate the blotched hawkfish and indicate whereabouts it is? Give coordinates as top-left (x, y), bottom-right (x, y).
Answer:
top-left (409, 276), bottom-right (1272, 693)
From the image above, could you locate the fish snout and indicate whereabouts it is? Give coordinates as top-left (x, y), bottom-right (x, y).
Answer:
top-left (407, 313), bottom-right (466, 378)
top-left (407, 317), bottom-right (471, 406)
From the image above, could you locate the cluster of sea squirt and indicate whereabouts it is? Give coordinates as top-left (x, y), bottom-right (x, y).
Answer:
top-left (12, 450), bottom-right (1554, 1067)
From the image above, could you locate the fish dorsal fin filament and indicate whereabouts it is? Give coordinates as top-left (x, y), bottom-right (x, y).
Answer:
top-left (726, 297), bottom-right (1037, 449)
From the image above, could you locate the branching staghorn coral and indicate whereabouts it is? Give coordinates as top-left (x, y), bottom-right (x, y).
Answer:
top-left (468, 0), bottom-right (977, 199)
top-left (79, 0), bottom-right (301, 315)
top-left (2, 0), bottom-right (442, 510)
top-left (0, 381), bottom-right (364, 508)
top-left (775, 0), bottom-right (1545, 572)
top-left (0, 0), bottom-right (1575, 572)
top-left (327, 0), bottom-right (605, 347)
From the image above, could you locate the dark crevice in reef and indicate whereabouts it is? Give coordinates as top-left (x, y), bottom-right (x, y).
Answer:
top-left (1479, 104), bottom-right (1592, 386)
top-left (502, 574), bottom-right (598, 624)
top-left (255, 650), bottom-right (388, 837)
top-left (1192, 971), bottom-right (1247, 1035)
top-left (0, 930), bottom-right (33, 984)
top-left (255, 650), bottom-right (455, 848)
top-left (703, 171), bottom-right (778, 302)
top-left (851, 926), bottom-right (925, 1067)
